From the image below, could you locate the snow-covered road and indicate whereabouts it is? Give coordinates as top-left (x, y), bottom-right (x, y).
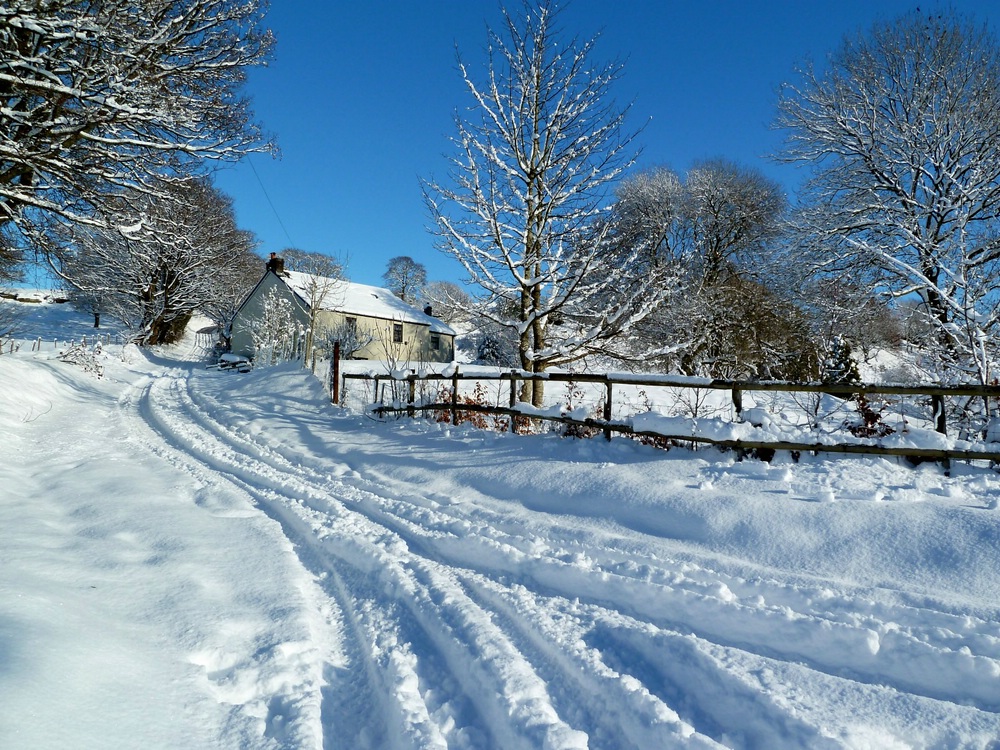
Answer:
top-left (3, 319), bottom-right (1000, 748)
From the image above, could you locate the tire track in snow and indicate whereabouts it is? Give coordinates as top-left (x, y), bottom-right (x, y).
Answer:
top-left (117, 372), bottom-right (362, 749)
top-left (454, 575), bottom-right (722, 749)
top-left (130, 368), bottom-right (605, 749)
top-left (176, 365), bottom-right (1000, 717)
top-left (125, 359), bottom-right (1000, 749)
top-left (124, 371), bottom-right (475, 748)
top-left (133, 373), bottom-right (491, 748)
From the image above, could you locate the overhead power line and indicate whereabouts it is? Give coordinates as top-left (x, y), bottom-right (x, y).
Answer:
top-left (247, 154), bottom-right (296, 249)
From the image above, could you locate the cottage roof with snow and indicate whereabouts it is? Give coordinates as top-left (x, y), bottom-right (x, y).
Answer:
top-left (280, 270), bottom-right (456, 336)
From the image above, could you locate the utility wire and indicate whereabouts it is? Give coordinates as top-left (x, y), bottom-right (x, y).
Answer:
top-left (247, 154), bottom-right (296, 249)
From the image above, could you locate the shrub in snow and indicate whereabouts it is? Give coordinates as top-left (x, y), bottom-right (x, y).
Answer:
top-left (249, 289), bottom-right (297, 367)
top-left (555, 380), bottom-right (600, 439)
top-left (631, 430), bottom-right (674, 451)
top-left (824, 335), bottom-right (862, 385)
top-left (58, 342), bottom-right (104, 379)
top-left (464, 321), bottom-right (519, 368)
top-left (561, 381), bottom-right (604, 438)
top-left (843, 393), bottom-right (894, 438)
top-left (431, 382), bottom-right (507, 431)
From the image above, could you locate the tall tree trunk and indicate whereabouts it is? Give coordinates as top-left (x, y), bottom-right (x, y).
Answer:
top-left (531, 276), bottom-right (546, 407)
top-left (518, 283), bottom-right (533, 403)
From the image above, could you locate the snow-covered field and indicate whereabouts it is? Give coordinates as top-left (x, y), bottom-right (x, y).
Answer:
top-left (3, 298), bottom-right (1000, 749)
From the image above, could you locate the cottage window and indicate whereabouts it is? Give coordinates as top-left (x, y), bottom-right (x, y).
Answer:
top-left (430, 333), bottom-right (440, 350)
top-left (345, 316), bottom-right (357, 332)
top-left (393, 323), bottom-right (403, 343)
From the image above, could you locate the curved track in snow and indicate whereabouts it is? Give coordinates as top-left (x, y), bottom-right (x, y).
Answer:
top-left (118, 353), bottom-right (1000, 749)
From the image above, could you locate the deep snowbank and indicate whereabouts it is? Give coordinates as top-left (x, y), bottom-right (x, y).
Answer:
top-left (2, 301), bottom-right (999, 748)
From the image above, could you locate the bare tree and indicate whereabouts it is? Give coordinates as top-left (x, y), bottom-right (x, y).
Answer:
top-left (0, 0), bottom-right (274, 274)
top-left (776, 10), bottom-right (1000, 384)
top-left (199, 245), bottom-right (263, 345)
top-left (423, 280), bottom-right (473, 325)
top-left (276, 249), bottom-right (345, 364)
top-left (382, 256), bottom-right (427, 302)
top-left (423, 1), bottom-right (660, 405)
top-left (0, 298), bottom-right (22, 347)
top-left (606, 161), bottom-right (784, 290)
top-left (605, 166), bottom-right (685, 273)
top-left (280, 249), bottom-right (345, 278)
top-left (68, 284), bottom-right (107, 330)
top-left (796, 278), bottom-right (903, 357)
top-left (58, 178), bottom-right (259, 345)
top-left (684, 160), bottom-right (786, 287)
top-left (606, 161), bottom-right (790, 377)
top-left (317, 319), bottom-right (374, 360)
top-left (249, 287), bottom-right (297, 366)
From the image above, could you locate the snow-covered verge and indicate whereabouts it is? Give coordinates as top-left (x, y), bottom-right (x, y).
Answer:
top-left (2, 298), bottom-right (1000, 749)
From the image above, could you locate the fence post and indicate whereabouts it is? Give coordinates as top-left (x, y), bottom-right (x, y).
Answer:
top-left (603, 378), bottom-right (613, 441)
top-left (932, 394), bottom-right (950, 475)
top-left (932, 394), bottom-right (947, 435)
top-left (451, 367), bottom-right (459, 425)
top-left (732, 388), bottom-right (743, 418)
top-left (407, 372), bottom-right (416, 418)
top-left (330, 341), bottom-right (340, 404)
top-left (509, 370), bottom-right (518, 434)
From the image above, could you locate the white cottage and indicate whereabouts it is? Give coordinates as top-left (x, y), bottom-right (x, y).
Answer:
top-left (230, 256), bottom-right (456, 364)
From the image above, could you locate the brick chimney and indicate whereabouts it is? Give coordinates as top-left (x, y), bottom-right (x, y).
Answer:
top-left (266, 252), bottom-right (285, 275)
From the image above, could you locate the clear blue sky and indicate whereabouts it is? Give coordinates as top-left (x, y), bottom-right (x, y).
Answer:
top-left (213, 1), bottom-right (997, 289)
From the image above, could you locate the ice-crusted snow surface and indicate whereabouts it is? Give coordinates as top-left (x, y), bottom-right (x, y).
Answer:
top-left (3, 301), bottom-right (1000, 749)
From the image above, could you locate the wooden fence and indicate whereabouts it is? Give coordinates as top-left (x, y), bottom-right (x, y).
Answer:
top-left (0, 333), bottom-right (124, 355)
top-left (341, 369), bottom-right (1000, 466)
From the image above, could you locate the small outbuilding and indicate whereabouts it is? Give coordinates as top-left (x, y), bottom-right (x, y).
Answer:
top-left (230, 256), bottom-right (456, 364)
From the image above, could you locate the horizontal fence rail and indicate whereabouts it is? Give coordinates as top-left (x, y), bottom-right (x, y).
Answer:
top-left (345, 368), bottom-right (1000, 398)
top-left (341, 368), bottom-right (1000, 467)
